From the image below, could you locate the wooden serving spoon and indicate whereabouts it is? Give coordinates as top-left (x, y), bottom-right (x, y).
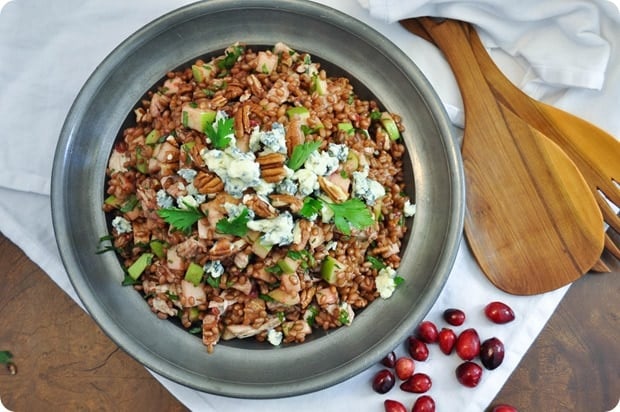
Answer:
top-left (401, 18), bottom-right (620, 264)
top-left (416, 18), bottom-right (604, 295)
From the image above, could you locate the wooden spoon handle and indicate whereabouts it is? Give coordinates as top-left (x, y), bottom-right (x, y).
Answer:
top-left (418, 18), bottom-right (499, 121)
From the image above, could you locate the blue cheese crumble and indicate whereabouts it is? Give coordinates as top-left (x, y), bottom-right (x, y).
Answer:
top-left (249, 122), bottom-right (287, 154)
top-left (403, 199), bottom-right (416, 217)
top-left (303, 150), bottom-right (339, 176)
top-left (375, 266), bottom-right (398, 299)
top-left (247, 211), bottom-right (295, 246)
top-left (201, 147), bottom-right (261, 198)
top-left (156, 189), bottom-right (174, 209)
top-left (267, 329), bottom-right (283, 346)
top-left (204, 260), bottom-right (224, 278)
top-left (327, 143), bottom-right (349, 162)
top-left (352, 171), bottom-right (385, 206)
top-left (177, 168), bottom-right (197, 183)
top-left (293, 169), bottom-right (319, 196)
top-left (112, 216), bottom-right (132, 234)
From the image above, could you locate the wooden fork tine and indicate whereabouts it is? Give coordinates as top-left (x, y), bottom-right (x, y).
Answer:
top-left (604, 234), bottom-right (620, 260)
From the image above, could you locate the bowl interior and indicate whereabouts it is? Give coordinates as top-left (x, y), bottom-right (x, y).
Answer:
top-left (51, 0), bottom-right (464, 398)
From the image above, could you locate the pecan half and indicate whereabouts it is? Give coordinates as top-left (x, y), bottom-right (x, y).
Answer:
top-left (243, 194), bottom-right (278, 218)
top-left (269, 194), bottom-right (303, 213)
top-left (257, 152), bottom-right (287, 183)
top-left (234, 102), bottom-right (253, 139)
top-left (285, 118), bottom-right (305, 157)
top-left (318, 176), bottom-right (349, 203)
top-left (194, 171), bottom-right (224, 194)
top-left (246, 74), bottom-right (265, 97)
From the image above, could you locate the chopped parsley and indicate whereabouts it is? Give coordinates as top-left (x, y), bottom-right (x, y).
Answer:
top-left (157, 205), bottom-right (203, 234)
top-left (287, 140), bottom-right (322, 171)
top-left (122, 274), bottom-right (140, 286)
top-left (218, 44), bottom-right (245, 71)
top-left (325, 198), bottom-right (374, 235)
top-left (216, 207), bottom-right (250, 237)
top-left (367, 255), bottom-right (387, 270)
top-left (96, 234), bottom-right (122, 255)
top-left (287, 249), bottom-right (316, 270)
top-left (0, 351), bottom-right (13, 364)
top-left (299, 197), bottom-right (323, 219)
top-left (259, 293), bottom-right (276, 302)
top-left (205, 116), bottom-right (234, 149)
top-left (206, 275), bottom-right (221, 289)
top-left (338, 309), bottom-right (350, 325)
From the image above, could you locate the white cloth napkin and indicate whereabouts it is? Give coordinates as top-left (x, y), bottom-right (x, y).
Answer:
top-left (1, 0), bottom-right (619, 411)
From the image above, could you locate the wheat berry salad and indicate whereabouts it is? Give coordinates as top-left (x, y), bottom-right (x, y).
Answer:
top-left (100, 42), bottom-right (416, 353)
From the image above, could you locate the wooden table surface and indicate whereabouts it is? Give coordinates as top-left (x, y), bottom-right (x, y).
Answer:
top-left (0, 231), bottom-right (618, 412)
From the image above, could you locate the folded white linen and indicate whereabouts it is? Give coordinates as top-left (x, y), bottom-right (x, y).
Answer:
top-left (0, 0), bottom-right (618, 411)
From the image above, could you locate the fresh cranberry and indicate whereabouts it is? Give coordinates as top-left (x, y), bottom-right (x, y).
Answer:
top-left (384, 399), bottom-right (407, 412)
top-left (456, 328), bottom-right (480, 361)
top-left (416, 320), bottom-right (439, 343)
top-left (490, 404), bottom-right (518, 412)
top-left (400, 373), bottom-right (432, 393)
top-left (480, 337), bottom-right (505, 370)
top-left (372, 369), bottom-right (396, 394)
top-left (438, 327), bottom-right (457, 355)
top-left (455, 361), bottom-right (483, 387)
top-left (382, 351), bottom-right (397, 368)
top-left (394, 356), bottom-right (415, 380)
top-left (484, 301), bottom-right (515, 324)
top-left (412, 395), bottom-right (436, 412)
top-left (408, 336), bottom-right (430, 361)
top-left (443, 308), bottom-right (466, 326)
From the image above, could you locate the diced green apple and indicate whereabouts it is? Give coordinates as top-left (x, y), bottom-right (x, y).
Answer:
top-left (127, 252), bottom-right (154, 280)
top-left (182, 105), bottom-right (216, 133)
top-left (321, 255), bottom-right (346, 285)
top-left (184, 262), bottom-right (204, 286)
top-left (191, 64), bottom-right (214, 83)
top-left (380, 112), bottom-right (401, 140)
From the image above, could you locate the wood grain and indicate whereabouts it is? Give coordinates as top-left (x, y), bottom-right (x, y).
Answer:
top-left (417, 17), bottom-right (604, 295)
top-left (0, 234), bottom-right (187, 412)
top-left (0, 231), bottom-right (619, 410)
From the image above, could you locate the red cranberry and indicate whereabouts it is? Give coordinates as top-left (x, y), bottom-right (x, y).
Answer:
top-left (484, 301), bottom-right (515, 324)
top-left (412, 395), bottom-right (436, 412)
top-left (394, 356), bottom-right (415, 380)
top-left (490, 404), bottom-right (518, 412)
top-left (480, 337), bottom-right (505, 370)
top-left (455, 361), bottom-right (483, 387)
top-left (382, 351), bottom-right (397, 368)
top-left (416, 320), bottom-right (439, 343)
top-left (400, 373), bottom-right (432, 393)
top-left (438, 327), bottom-right (457, 355)
top-left (408, 337), bottom-right (430, 361)
top-left (372, 369), bottom-right (396, 394)
top-left (456, 328), bottom-right (480, 361)
top-left (384, 399), bottom-right (407, 412)
top-left (443, 308), bottom-right (466, 326)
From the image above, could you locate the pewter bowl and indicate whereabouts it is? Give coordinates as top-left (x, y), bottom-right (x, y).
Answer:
top-left (52, 0), bottom-right (464, 398)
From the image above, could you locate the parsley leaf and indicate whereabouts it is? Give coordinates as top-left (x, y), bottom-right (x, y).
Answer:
top-left (216, 207), bottom-right (250, 237)
top-left (394, 276), bottom-right (405, 287)
top-left (325, 198), bottom-right (374, 235)
top-left (157, 205), bottom-right (203, 234)
top-left (206, 276), bottom-right (221, 289)
top-left (217, 44), bottom-right (244, 71)
top-left (287, 140), bottom-right (322, 171)
top-left (205, 116), bottom-right (234, 149)
top-left (367, 255), bottom-right (387, 270)
top-left (338, 308), bottom-right (350, 325)
top-left (299, 197), bottom-right (323, 219)
top-left (0, 351), bottom-right (13, 364)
